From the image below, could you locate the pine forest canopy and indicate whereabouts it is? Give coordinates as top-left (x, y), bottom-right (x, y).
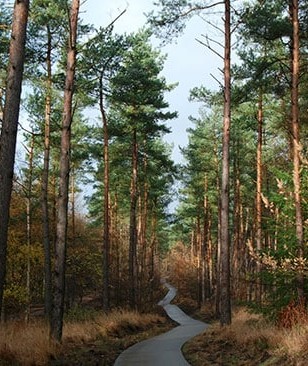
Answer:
top-left (0, 0), bottom-right (307, 341)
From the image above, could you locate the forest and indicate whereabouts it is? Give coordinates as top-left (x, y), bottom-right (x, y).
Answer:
top-left (0, 0), bottom-right (307, 365)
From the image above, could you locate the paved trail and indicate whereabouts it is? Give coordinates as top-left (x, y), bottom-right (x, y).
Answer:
top-left (114, 282), bottom-right (207, 366)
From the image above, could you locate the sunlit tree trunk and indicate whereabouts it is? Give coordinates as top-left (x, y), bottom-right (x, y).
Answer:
top-left (99, 74), bottom-right (110, 312)
top-left (196, 215), bottom-right (202, 306)
top-left (0, 0), bottom-right (29, 317)
top-left (219, 0), bottom-right (231, 326)
top-left (25, 134), bottom-right (35, 323)
top-left (290, 0), bottom-right (304, 301)
top-left (129, 127), bottom-right (138, 309)
top-left (149, 209), bottom-right (158, 303)
top-left (50, 0), bottom-right (79, 342)
top-left (41, 25), bottom-right (53, 321)
top-left (214, 133), bottom-right (221, 317)
top-left (255, 91), bottom-right (263, 303)
top-left (112, 191), bottom-right (121, 306)
top-left (202, 177), bottom-right (209, 303)
top-left (137, 160), bottom-right (149, 309)
top-left (70, 165), bottom-right (76, 243)
top-left (232, 138), bottom-right (241, 300)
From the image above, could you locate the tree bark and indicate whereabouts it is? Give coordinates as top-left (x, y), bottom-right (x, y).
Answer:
top-left (255, 91), bottom-right (263, 303)
top-left (99, 74), bottom-right (110, 312)
top-left (290, 0), bottom-right (304, 301)
top-left (25, 134), bottom-right (35, 323)
top-left (129, 127), bottom-right (138, 309)
top-left (219, 0), bottom-right (231, 326)
top-left (50, 0), bottom-right (79, 342)
top-left (41, 25), bottom-right (53, 321)
top-left (0, 0), bottom-right (29, 317)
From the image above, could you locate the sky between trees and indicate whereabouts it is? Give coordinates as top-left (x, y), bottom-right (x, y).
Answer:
top-left (81, 0), bottom-right (226, 164)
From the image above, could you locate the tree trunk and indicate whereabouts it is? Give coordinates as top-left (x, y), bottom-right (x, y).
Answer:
top-left (99, 74), bottom-right (110, 312)
top-left (290, 0), bottom-right (304, 301)
top-left (41, 25), bottom-right (53, 321)
top-left (138, 153), bottom-right (148, 308)
top-left (129, 128), bottom-right (138, 309)
top-left (232, 138), bottom-right (241, 300)
top-left (219, 0), bottom-right (231, 326)
top-left (202, 177), bottom-right (209, 303)
top-left (255, 90), bottom-right (263, 304)
top-left (0, 0), bottom-right (29, 317)
top-left (25, 134), bottom-right (35, 323)
top-left (149, 209), bottom-right (158, 303)
top-left (50, 0), bottom-right (79, 342)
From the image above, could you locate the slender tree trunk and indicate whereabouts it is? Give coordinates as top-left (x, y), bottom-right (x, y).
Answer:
top-left (25, 134), bottom-right (35, 323)
top-left (290, 0), bottom-right (304, 301)
top-left (219, 0), bottom-right (231, 326)
top-left (255, 90), bottom-right (263, 304)
top-left (149, 209), bottom-right (158, 304)
top-left (202, 177), bottom-right (209, 303)
top-left (139, 153), bottom-right (148, 306)
top-left (41, 25), bottom-right (53, 321)
top-left (99, 75), bottom-right (110, 312)
top-left (113, 191), bottom-right (120, 306)
top-left (129, 128), bottom-right (138, 309)
top-left (214, 135), bottom-right (222, 317)
top-left (0, 0), bottom-right (29, 317)
top-left (50, 0), bottom-right (79, 342)
top-left (71, 165), bottom-right (76, 243)
top-left (232, 138), bottom-right (241, 300)
top-left (196, 215), bottom-right (202, 306)
top-left (0, 88), bottom-right (3, 122)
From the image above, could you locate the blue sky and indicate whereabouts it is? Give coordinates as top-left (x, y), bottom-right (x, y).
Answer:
top-left (81, 0), bottom-right (224, 164)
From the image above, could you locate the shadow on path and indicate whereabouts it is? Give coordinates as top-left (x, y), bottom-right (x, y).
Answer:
top-left (114, 282), bottom-right (207, 365)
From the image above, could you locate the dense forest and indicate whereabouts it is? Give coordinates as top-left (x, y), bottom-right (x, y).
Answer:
top-left (0, 0), bottom-right (307, 360)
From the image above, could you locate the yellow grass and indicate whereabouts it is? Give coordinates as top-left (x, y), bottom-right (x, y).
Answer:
top-left (227, 308), bottom-right (308, 359)
top-left (0, 320), bottom-right (57, 365)
top-left (187, 308), bottom-right (308, 366)
top-left (0, 310), bottom-right (165, 365)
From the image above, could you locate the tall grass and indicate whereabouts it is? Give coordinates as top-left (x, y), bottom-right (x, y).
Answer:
top-left (0, 320), bottom-right (57, 365)
top-left (188, 307), bottom-right (308, 364)
top-left (0, 310), bottom-right (165, 365)
top-left (225, 307), bottom-right (308, 360)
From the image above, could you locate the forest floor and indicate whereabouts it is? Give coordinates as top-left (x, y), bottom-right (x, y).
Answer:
top-left (49, 310), bottom-right (174, 366)
top-left (2, 296), bottom-right (308, 365)
top-left (49, 302), bottom-right (308, 366)
top-left (0, 304), bottom-right (174, 366)
top-left (183, 303), bottom-right (308, 366)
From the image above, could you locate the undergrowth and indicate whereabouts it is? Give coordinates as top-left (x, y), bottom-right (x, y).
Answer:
top-left (184, 305), bottom-right (308, 366)
top-left (0, 309), bottom-right (167, 366)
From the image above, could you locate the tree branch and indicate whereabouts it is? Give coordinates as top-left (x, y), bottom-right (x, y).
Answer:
top-left (210, 73), bottom-right (223, 88)
top-left (196, 37), bottom-right (224, 60)
top-left (201, 33), bottom-right (224, 48)
top-left (198, 15), bottom-right (224, 35)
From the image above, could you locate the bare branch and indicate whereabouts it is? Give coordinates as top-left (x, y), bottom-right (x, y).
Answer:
top-left (18, 123), bottom-right (41, 137)
top-left (198, 15), bottom-right (224, 35)
top-left (210, 73), bottom-right (223, 88)
top-left (196, 37), bottom-right (224, 60)
top-left (105, 8), bottom-right (127, 30)
top-left (201, 34), bottom-right (224, 48)
top-left (179, 1), bottom-right (225, 18)
top-left (151, 1), bottom-right (225, 27)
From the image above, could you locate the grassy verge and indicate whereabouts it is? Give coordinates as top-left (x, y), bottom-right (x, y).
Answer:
top-left (0, 309), bottom-right (173, 366)
top-left (184, 306), bottom-right (308, 365)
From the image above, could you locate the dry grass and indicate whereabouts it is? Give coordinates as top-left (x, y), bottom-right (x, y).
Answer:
top-left (0, 320), bottom-right (57, 365)
top-left (184, 307), bottom-right (308, 365)
top-left (63, 309), bottom-right (165, 342)
top-left (0, 310), bottom-right (166, 365)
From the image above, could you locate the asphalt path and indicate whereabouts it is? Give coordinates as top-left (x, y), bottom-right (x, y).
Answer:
top-left (114, 282), bottom-right (207, 366)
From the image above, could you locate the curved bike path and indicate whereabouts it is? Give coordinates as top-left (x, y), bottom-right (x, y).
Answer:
top-left (114, 282), bottom-right (207, 365)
